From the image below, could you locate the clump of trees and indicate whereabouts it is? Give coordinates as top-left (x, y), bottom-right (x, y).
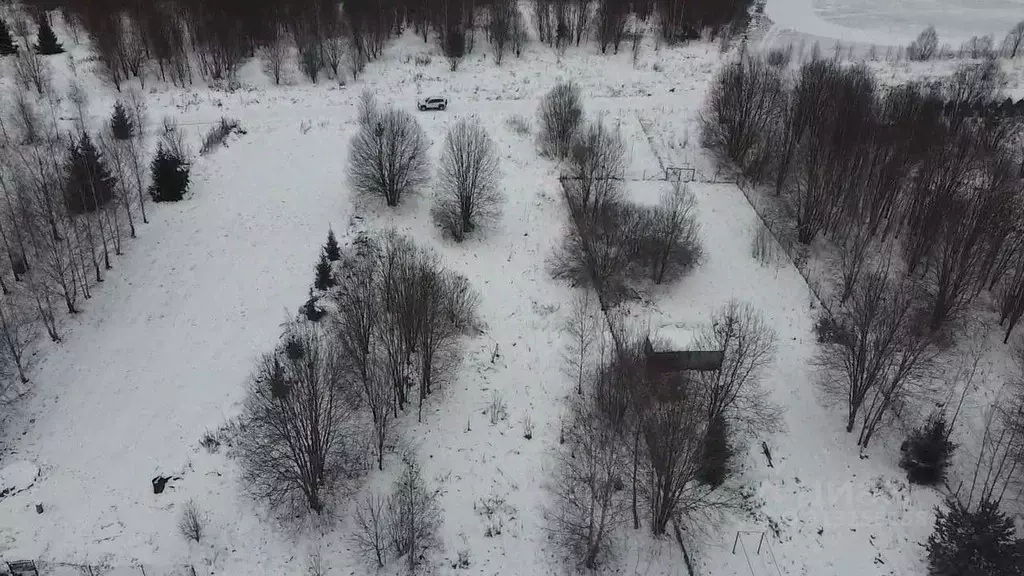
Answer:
top-left (702, 52), bottom-right (1024, 342)
top-left (908, 26), bottom-right (938, 61)
top-left (431, 118), bottom-right (503, 241)
top-left (550, 92), bottom-right (703, 306)
top-left (550, 300), bottom-right (779, 566)
top-left (348, 95), bottom-right (429, 207)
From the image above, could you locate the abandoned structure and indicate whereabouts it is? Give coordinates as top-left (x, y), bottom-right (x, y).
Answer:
top-left (642, 337), bottom-right (724, 401)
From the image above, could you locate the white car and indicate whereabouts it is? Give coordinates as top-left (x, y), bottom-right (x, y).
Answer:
top-left (418, 96), bottom-right (448, 111)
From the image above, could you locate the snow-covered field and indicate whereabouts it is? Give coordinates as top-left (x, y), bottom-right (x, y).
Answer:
top-left (0, 3), bottom-right (1022, 576)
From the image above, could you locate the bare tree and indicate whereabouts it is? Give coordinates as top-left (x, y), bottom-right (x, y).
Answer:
top-left (548, 395), bottom-right (628, 569)
top-left (538, 81), bottom-right (584, 159)
top-left (178, 499), bottom-right (206, 543)
top-left (908, 25), bottom-right (939, 61)
top-left (387, 452), bottom-right (442, 572)
top-left (431, 118), bottom-right (502, 241)
top-left (635, 181), bottom-right (702, 284)
top-left (261, 28), bottom-right (289, 85)
top-left (641, 377), bottom-right (711, 535)
top-left (12, 19), bottom-right (48, 96)
top-left (348, 106), bottom-right (429, 207)
top-left (352, 492), bottom-right (390, 568)
top-left (1003, 20), bottom-right (1024, 58)
top-left (562, 290), bottom-right (599, 395)
top-left (415, 261), bottom-right (480, 422)
top-left (564, 121), bottom-right (626, 221)
top-left (237, 323), bottom-right (360, 514)
top-left (0, 296), bottom-right (34, 383)
top-left (817, 269), bottom-right (936, 447)
top-left (693, 300), bottom-right (780, 439)
top-left (488, 0), bottom-right (517, 64)
top-left (701, 55), bottom-right (784, 170)
top-left (10, 88), bottom-right (43, 145)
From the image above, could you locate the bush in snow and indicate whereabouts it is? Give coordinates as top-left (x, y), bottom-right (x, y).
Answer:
top-left (900, 415), bottom-right (955, 486)
top-left (199, 117), bottom-right (245, 156)
top-left (431, 118), bottom-right (502, 242)
top-left (178, 499), bottom-right (206, 543)
top-left (148, 143), bottom-right (190, 202)
top-left (352, 492), bottom-right (389, 568)
top-left (538, 81), bottom-right (584, 159)
top-left (926, 498), bottom-right (1023, 576)
top-left (632, 182), bottom-right (703, 285)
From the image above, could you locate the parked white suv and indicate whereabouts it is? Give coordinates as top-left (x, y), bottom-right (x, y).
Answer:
top-left (417, 96), bottom-right (448, 111)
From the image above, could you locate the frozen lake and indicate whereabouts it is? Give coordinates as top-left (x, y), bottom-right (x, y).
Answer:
top-left (766, 0), bottom-right (1024, 46)
top-left (815, 0), bottom-right (1024, 42)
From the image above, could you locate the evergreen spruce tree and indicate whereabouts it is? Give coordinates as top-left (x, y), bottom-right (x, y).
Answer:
top-left (34, 14), bottom-right (63, 55)
top-left (899, 415), bottom-right (955, 486)
top-left (0, 19), bottom-right (18, 56)
top-left (314, 251), bottom-right (334, 291)
top-left (65, 132), bottom-right (117, 214)
top-left (927, 498), bottom-right (1022, 576)
top-left (110, 102), bottom-right (134, 140)
top-left (697, 415), bottom-right (733, 487)
top-left (324, 228), bottom-right (340, 261)
top-left (148, 143), bottom-right (190, 202)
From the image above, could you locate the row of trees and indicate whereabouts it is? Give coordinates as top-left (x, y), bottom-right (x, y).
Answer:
top-left (704, 53), bottom-right (1024, 338)
top-left (18, 0), bottom-right (757, 89)
top-left (908, 21), bottom-right (1024, 61)
top-left (551, 300), bottom-right (779, 568)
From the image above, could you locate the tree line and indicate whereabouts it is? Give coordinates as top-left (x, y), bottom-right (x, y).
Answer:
top-left (12, 0), bottom-right (755, 89)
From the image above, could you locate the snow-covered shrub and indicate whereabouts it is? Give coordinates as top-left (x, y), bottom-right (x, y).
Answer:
top-left (505, 113), bottom-right (531, 135)
top-left (199, 117), bottom-right (245, 156)
top-left (488, 391), bottom-right (507, 425)
top-left (538, 81), bottom-right (584, 159)
top-left (899, 415), bottom-right (955, 486)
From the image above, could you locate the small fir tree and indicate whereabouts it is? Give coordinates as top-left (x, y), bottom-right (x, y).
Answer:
top-left (110, 102), bottom-right (134, 140)
top-left (148, 143), bottom-right (190, 202)
top-left (0, 19), bottom-right (18, 56)
top-left (698, 415), bottom-right (733, 487)
top-left (927, 498), bottom-right (1022, 576)
top-left (899, 414), bottom-right (955, 486)
top-left (34, 14), bottom-right (63, 55)
top-left (314, 251), bottom-right (334, 291)
top-left (324, 228), bottom-right (341, 261)
top-left (65, 132), bottom-right (116, 214)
